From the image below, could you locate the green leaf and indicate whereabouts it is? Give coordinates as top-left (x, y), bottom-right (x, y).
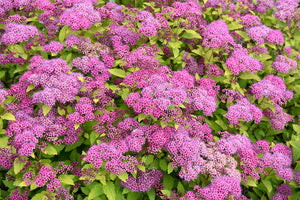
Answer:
top-left (8, 44), bottom-right (27, 59)
top-left (228, 21), bottom-right (243, 30)
top-left (103, 181), bottom-right (116, 200)
top-left (30, 182), bottom-right (39, 191)
top-left (145, 155), bottom-right (154, 165)
top-left (1, 113), bottom-right (16, 121)
top-left (58, 174), bottom-right (74, 185)
top-left (239, 71), bottom-right (261, 81)
top-left (118, 172), bottom-right (128, 182)
top-left (65, 137), bottom-right (84, 152)
top-left (177, 182), bottom-right (185, 195)
top-left (0, 71), bottom-right (6, 79)
top-left (137, 164), bottom-right (146, 172)
top-left (31, 193), bottom-right (46, 200)
top-left (127, 192), bottom-right (140, 200)
top-left (42, 104), bottom-right (51, 116)
top-left (108, 69), bottom-right (126, 78)
top-left (147, 188), bottom-right (156, 200)
top-left (57, 107), bottom-right (66, 116)
top-left (163, 175), bottom-right (174, 190)
top-left (13, 157), bottom-right (28, 174)
top-left (290, 140), bottom-right (300, 162)
top-left (235, 30), bottom-right (251, 41)
top-left (66, 53), bottom-right (72, 62)
top-left (78, 76), bottom-right (85, 83)
top-left (160, 121), bottom-right (167, 129)
top-left (260, 101), bottom-right (276, 113)
top-left (44, 144), bottom-right (57, 155)
top-left (262, 180), bottom-right (272, 194)
top-left (138, 113), bottom-right (146, 122)
top-left (74, 123), bottom-right (80, 130)
top-left (88, 183), bottom-right (103, 200)
top-left (26, 84), bottom-right (35, 92)
top-left (59, 26), bottom-right (68, 43)
top-left (159, 159), bottom-right (168, 171)
top-left (182, 30), bottom-right (202, 39)
top-left (168, 42), bottom-right (181, 58)
top-left (292, 124), bottom-right (300, 134)
top-left (167, 163), bottom-right (173, 174)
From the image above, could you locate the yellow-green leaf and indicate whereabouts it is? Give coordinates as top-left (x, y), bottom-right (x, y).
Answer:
top-left (13, 157), bottom-right (28, 174)
top-left (78, 76), bottom-right (85, 83)
top-left (108, 69), bottom-right (126, 78)
top-left (44, 144), bottom-right (57, 155)
top-left (182, 30), bottom-right (202, 39)
top-left (42, 104), bottom-right (51, 116)
top-left (1, 113), bottom-right (16, 121)
top-left (58, 174), bottom-right (74, 185)
top-left (118, 172), bottom-right (128, 182)
top-left (57, 107), bottom-right (65, 116)
top-left (26, 84), bottom-right (35, 92)
top-left (103, 181), bottom-right (116, 200)
top-left (74, 123), bottom-right (80, 130)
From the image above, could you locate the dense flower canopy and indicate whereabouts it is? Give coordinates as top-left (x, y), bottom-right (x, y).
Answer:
top-left (0, 0), bottom-right (299, 199)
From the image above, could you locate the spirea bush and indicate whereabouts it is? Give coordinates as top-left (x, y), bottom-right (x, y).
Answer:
top-left (0, 0), bottom-right (300, 199)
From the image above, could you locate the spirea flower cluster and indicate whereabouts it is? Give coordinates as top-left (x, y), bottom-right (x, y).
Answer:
top-left (1, 23), bottom-right (38, 45)
top-left (0, 0), bottom-right (299, 199)
top-left (226, 98), bottom-right (263, 125)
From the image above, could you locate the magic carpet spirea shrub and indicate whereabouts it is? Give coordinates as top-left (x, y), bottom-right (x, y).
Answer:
top-left (0, 0), bottom-right (300, 199)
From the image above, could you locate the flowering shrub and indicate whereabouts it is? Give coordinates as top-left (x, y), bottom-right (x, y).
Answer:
top-left (0, 0), bottom-right (300, 199)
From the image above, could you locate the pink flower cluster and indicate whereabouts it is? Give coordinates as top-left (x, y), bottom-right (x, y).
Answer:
top-left (34, 165), bottom-right (61, 192)
top-left (178, 116), bottom-right (213, 142)
top-left (295, 171), bottom-right (300, 184)
top-left (97, 2), bottom-right (124, 23)
top-left (0, 89), bottom-right (8, 104)
top-left (189, 84), bottom-right (218, 116)
top-left (183, 52), bottom-right (204, 76)
top-left (65, 35), bottom-right (81, 48)
top-left (202, 20), bottom-right (235, 49)
top-left (60, 2), bottom-right (101, 31)
top-left (247, 25), bottom-right (284, 45)
top-left (251, 75), bottom-right (293, 105)
top-left (272, 55), bottom-right (297, 73)
top-left (27, 56), bottom-right (83, 107)
top-left (1, 23), bottom-right (38, 45)
top-left (217, 134), bottom-right (260, 180)
top-left (137, 11), bottom-right (161, 37)
top-left (14, 130), bottom-right (38, 156)
top-left (225, 47), bottom-right (264, 75)
top-left (240, 14), bottom-right (261, 27)
top-left (263, 105), bottom-right (293, 130)
top-left (226, 98), bottom-right (263, 125)
top-left (5, 189), bottom-right (29, 200)
top-left (72, 56), bottom-right (111, 79)
top-left (272, 184), bottom-right (292, 200)
top-left (86, 140), bottom-right (138, 176)
top-left (68, 97), bottom-right (95, 125)
top-left (0, 148), bottom-right (16, 169)
top-left (181, 176), bottom-right (242, 200)
top-left (274, 0), bottom-right (298, 21)
top-left (120, 169), bottom-right (163, 192)
top-left (258, 143), bottom-right (294, 181)
top-left (43, 41), bottom-right (64, 54)
top-left (108, 23), bottom-right (140, 46)
top-left (125, 70), bottom-right (186, 118)
top-left (220, 89), bottom-right (243, 103)
top-left (0, 53), bottom-right (27, 66)
top-left (125, 45), bottom-right (160, 70)
top-left (255, 0), bottom-right (274, 13)
top-left (145, 125), bottom-right (173, 153)
top-left (165, 128), bottom-right (207, 181)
